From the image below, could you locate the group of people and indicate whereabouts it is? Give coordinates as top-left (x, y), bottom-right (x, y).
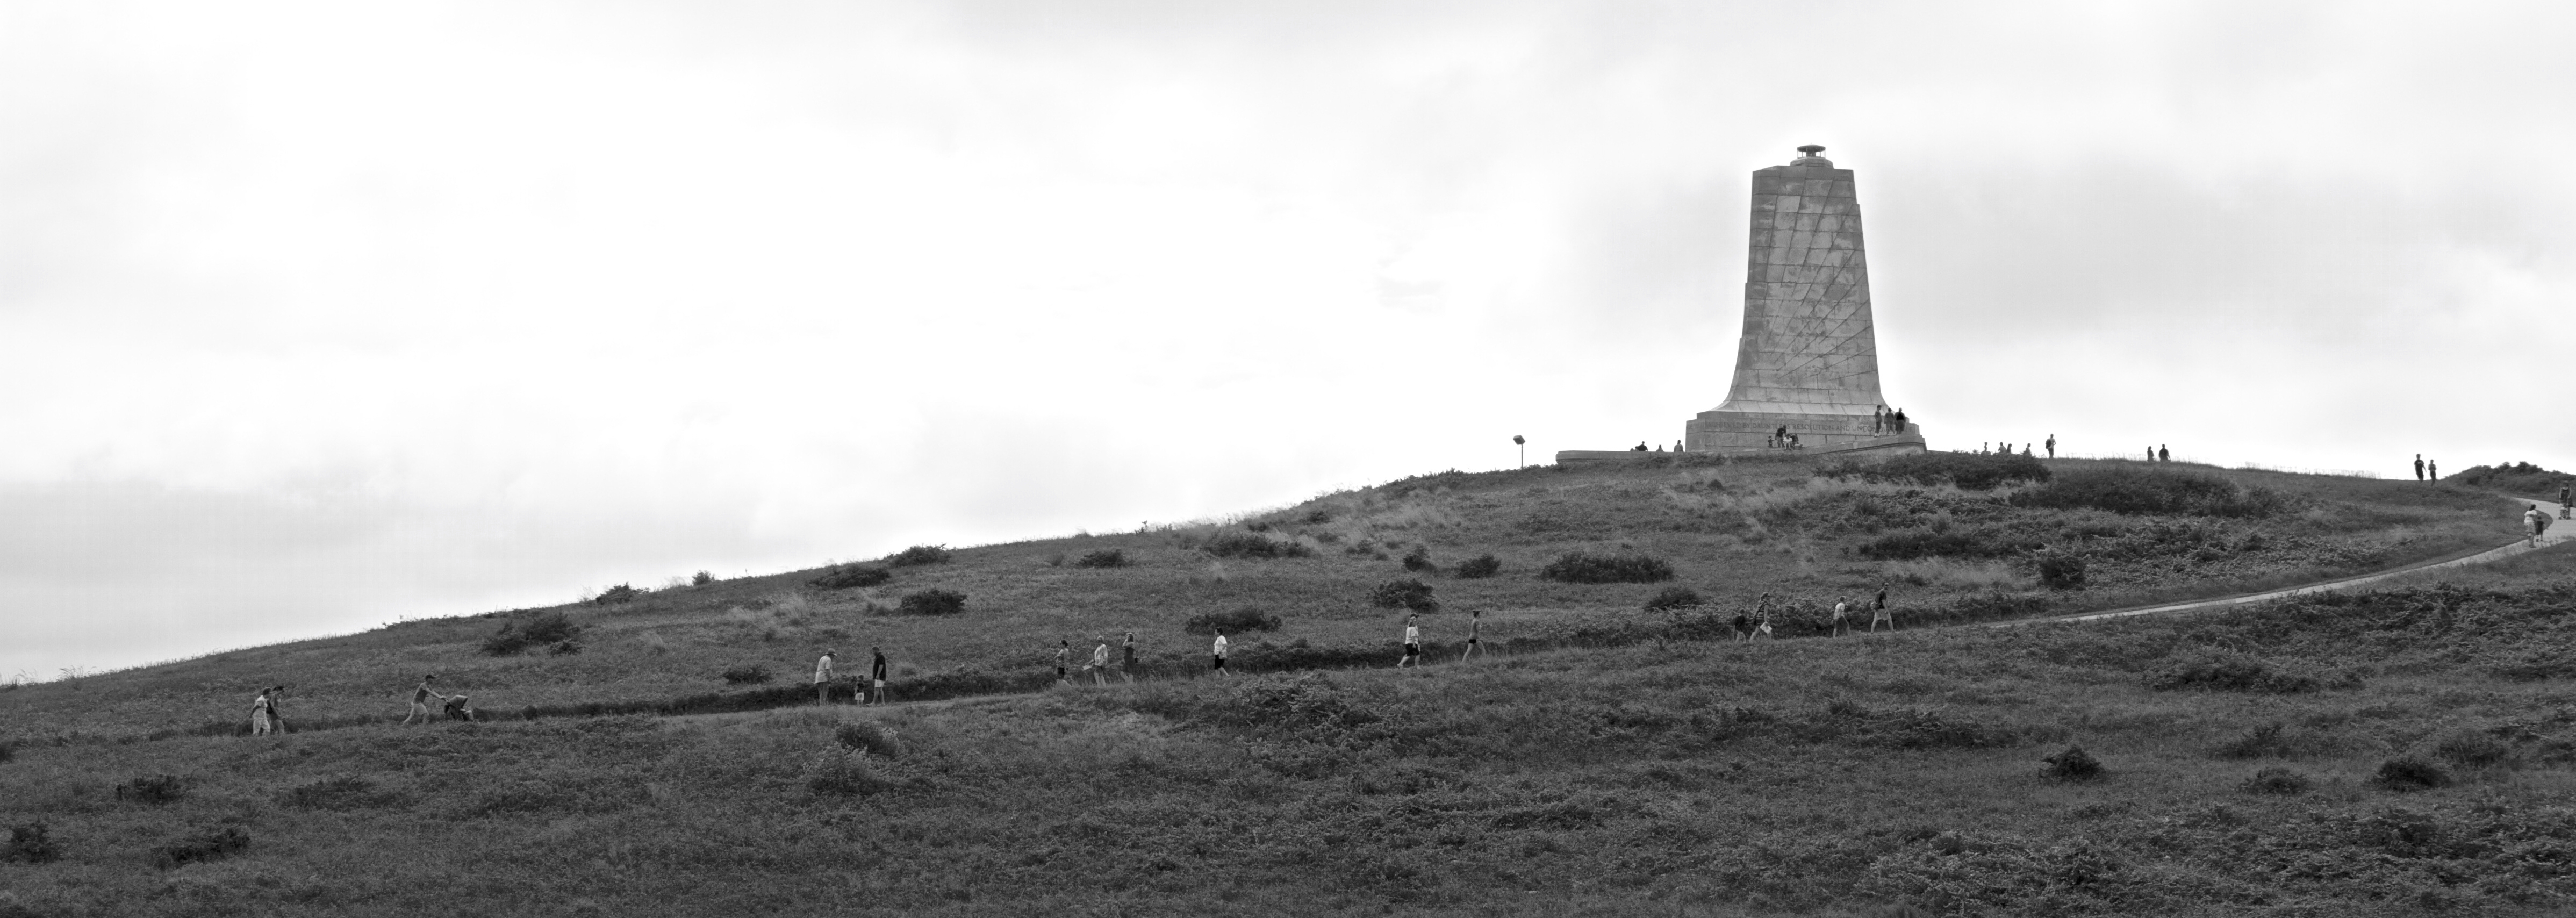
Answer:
top-left (2524, 503), bottom-right (2559, 547)
top-left (812, 646), bottom-right (894, 704)
top-left (1871, 406), bottom-right (1910, 435)
top-left (2146, 444), bottom-right (2171, 462)
top-left (1054, 633), bottom-right (1140, 686)
top-left (1730, 587), bottom-right (1895, 640)
top-left (2413, 454), bottom-right (2439, 482)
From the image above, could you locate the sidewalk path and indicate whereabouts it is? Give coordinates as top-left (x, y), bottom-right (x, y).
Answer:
top-left (1994, 492), bottom-right (2573, 628)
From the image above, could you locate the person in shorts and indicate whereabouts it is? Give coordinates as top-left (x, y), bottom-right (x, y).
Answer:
top-left (2560, 483), bottom-right (2571, 520)
top-left (814, 650), bottom-right (837, 705)
top-left (1397, 614), bottom-right (1422, 668)
top-left (1054, 640), bottom-right (1072, 686)
top-left (1457, 609), bottom-right (1482, 662)
top-left (1211, 631), bottom-right (1229, 676)
top-left (2528, 505), bottom-right (2549, 547)
top-left (1870, 585), bottom-right (1895, 633)
top-left (1121, 632), bottom-right (1137, 684)
top-left (1087, 638), bottom-right (1111, 686)
top-left (401, 675), bottom-right (444, 725)
top-left (869, 645), bottom-right (889, 705)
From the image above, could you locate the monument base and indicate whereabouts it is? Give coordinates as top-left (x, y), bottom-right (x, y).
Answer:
top-left (1685, 408), bottom-right (1925, 455)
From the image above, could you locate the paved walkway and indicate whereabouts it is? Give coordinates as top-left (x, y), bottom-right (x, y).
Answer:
top-left (1995, 493), bottom-right (2574, 627)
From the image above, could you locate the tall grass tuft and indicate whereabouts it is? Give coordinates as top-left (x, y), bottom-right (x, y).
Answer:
top-left (482, 611), bottom-right (584, 657)
top-left (117, 774), bottom-right (185, 805)
top-left (2374, 757), bottom-right (2450, 791)
top-left (152, 826), bottom-right (249, 869)
top-left (1368, 579), bottom-right (1439, 613)
top-left (1540, 551), bottom-right (1675, 584)
top-left (1072, 549), bottom-right (1129, 569)
top-left (1642, 587), bottom-right (1705, 611)
top-left (2012, 468), bottom-right (2295, 518)
top-left (809, 565), bottom-right (892, 590)
top-left (805, 749), bottom-right (891, 797)
top-left (592, 583), bottom-right (642, 605)
top-left (893, 589), bottom-right (966, 616)
top-left (885, 545), bottom-right (953, 567)
top-left (2241, 767), bottom-right (2312, 795)
top-left (722, 664), bottom-right (773, 685)
top-left (1824, 452), bottom-right (2050, 491)
top-left (835, 722), bottom-right (904, 758)
top-left (2042, 745), bottom-right (2104, 781)
top-left (1184, 607), bottom-right (1282, 635)
top-left (1201, 532), bottom-right (1315, 560)
top-left (1453, 554), bottom-right (1502, 579)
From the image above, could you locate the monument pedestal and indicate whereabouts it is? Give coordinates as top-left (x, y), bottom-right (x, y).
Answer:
top-left (1685, 409), bottom-right (1925, 454)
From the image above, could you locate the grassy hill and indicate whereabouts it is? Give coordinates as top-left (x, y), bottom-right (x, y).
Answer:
top-left (2, 454), bottom-right (2567, 916)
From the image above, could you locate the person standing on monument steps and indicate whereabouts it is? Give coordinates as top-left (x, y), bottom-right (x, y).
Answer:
top-left (2414, 454), bottom-right (2426, 481)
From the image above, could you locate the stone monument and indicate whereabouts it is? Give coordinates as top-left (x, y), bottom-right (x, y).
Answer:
top-left (1683, 145), bottom-right (1925, 455)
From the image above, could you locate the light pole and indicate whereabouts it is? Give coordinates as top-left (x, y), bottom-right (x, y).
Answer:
top-left (1512, 434), bottom-right (1525, 469)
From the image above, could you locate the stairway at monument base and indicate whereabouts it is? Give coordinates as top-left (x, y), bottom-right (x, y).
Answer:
top-left (1685, 409), bottom-right (1926, 455)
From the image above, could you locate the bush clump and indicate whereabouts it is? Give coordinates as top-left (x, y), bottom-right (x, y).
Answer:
top-left (2011, 468), bottom-right (2293, 518)
top-left (0, 740), bottom-right (14, 764)
top-left (886, 544), bottom-right (953, 567)
top-left (1072, 549), bottom-right (1129, 569)
top-left (153, 826), bottom-right (249, 869)
top-left (721, 664), bottom-right (774, 685)
top-left (1201, 532), bottom-right (1316, 560)
top-left (1453, 554), bottom-right (1503, 579)
top-left (806, 749), bottom-right (892, 797)
top-left (3, 822), bottom-right (60, 864)
top-left (2042, 745), bottom-right (2104, 781)
top-left (893, 589), bottom-right (966, 616)
top-left (835, 722), bottom-right (904, 758)
top-left (117, 774), bottom-right (185, 805)
top-left (1824, 452), bottom-right (2051, 491)
top-left (1369, 579), bottom-right (1439, 613)
top-left (691, 570), bottom-right (715, 586)
top-left (809, 564), bottom-right (892, 590)
top-left (2434, 731), bottom-right (2509, 768)
top-left (592, 583), bottom-right (642, 605)
top-left (1643, 587), bottom-right (1706, 611)
top-left (1183, 607), bottom-right (1282, 635)
top-left (2145, 650), bottom-right (2320, 694)
top-left (2443, 461), bottom-right (2572, 494)
top-left (2374, 756), bottom-right (2451, 792)
top-left (1540, 551), bottom-right (1675, 584)
top-left (1400, 546), bottom-right (1438, 573)
top-left (482, 611), bottom-right (585, 657)
top-left (2036, 553), bottom-right (2089, 590)
top-left (2241, 767), bottom-right (2312, 795)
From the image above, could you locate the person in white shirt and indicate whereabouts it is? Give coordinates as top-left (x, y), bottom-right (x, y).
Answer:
top-left (1087, 639), bottom-right (1110, 686)
top-left (1831, 599), bottom-right (1850, 637)
top-left (814, 650), bottom-right (837, 705)
top-left (1397, 614), bottom-right (1422, 668)
top-left (250, 687), bottom-right (276, 736)
top-left (1211, 631), bottom-right (1230, 676)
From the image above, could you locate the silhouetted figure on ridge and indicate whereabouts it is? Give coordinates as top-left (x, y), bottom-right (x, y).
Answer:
top-left (2413, 454), bottom-right (2424, 481)
top-left (2159, 444), bottom-right (2170, 463)
top-left (2046, 435), bottom-right (2056, 458)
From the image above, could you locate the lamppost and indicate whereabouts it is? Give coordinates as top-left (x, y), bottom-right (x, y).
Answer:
top-left (1512, 435), bottom-right (1525, 469)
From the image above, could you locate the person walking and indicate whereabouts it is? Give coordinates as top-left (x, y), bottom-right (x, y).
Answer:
top-left (1210, 630), bottom-right (1230, 677)
top-left (2560, 483), bottom-right (2571, 520)
top-left (814, 649), bottom-right (837, 705)
top-left (2414, 454), bottom-right (2425, 481)
top-left (1458, 609), bottom-right (1483, 662)
top-left (1054, 640), bottom-right (1072, 686)
top-left (1752, 593), bottom-right (1776, 640)
top-left (1121, 632), bottom-right (1138, 683)
top-left (1087, 638), bottom-right (1111, 686)
top-left (2046, 434), bottom-right (2056, 458)
top-left (1870, 584), bottom-right (1895, 633)
top-left (1731, 609), bottom-right (1752, 642)
top-left (401, 675), bottom-right (444, 725)
top-left (1831, 598), bottom-right (1850, 637)
top-left (250, 687), bottom-right (276, 736)
top-left (1396, 614), bottom-right (1423, 668)
top-left (2428, 458), bottom-right (2438, 481)
top-left (869, 646), bottom-right (890, 705)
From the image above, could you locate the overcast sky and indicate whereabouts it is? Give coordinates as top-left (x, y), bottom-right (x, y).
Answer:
top-left (5, 1), bottom-right (2571, 680)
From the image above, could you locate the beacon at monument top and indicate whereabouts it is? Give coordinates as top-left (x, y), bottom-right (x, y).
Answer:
top-left (1682, 145), bottom-right (1927, 456)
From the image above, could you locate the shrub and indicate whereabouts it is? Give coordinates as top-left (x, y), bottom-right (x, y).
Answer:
top-left (692, 570), bottom-right (715, 586)
top-left (1453, 554), bottom-right (1502, 579)
top-left (1823, 452), bottom-right (2051, 491)
top-left (809, 565), bottom-right (892, 590)
top-left (3, 822), bottom-right (60, 864)
top-left (2042, 745), bottom-right (2103, 781)
top-left (722, 664), bottom-right (774, 685)
top-left (117, 774), bottom-right (185, 805)
top-left (2213, 723), bottom-right (2292, 759)
top-left (835, 722), bottom-right (904, 758)
top-left (2374, 756), bottom-right (2451, 791)
top-left (885, 545), bottom-right (952, 567)
top-left (2241, 767), bottom-right (2312, 795)
top-left (1072, 549), bottom-right (1129, 569)
top-left (2444, 461), bottom-right (2572, 493)
top-left (2145, 650), bottom-right (2318, 694)
top-left (1201, 532), bottom-right (1315, 560)
top-left (1369, 579), bottom-right (1439, 613)
top-left (592, 583), bottom-right (641, 605)
top-left (1539, 551), bottom-right (1675, 584)
top-left (152, 826), bottom-right (249, 869)
top-left (894, 589), bottom-right (966, 616)
top-left (0, 741), bottom-right (13, 764)
top-left (806, 749), bottom-right (891, 797)
top-left (2011, 468), bottom-right (2293, 518)
top-left (482, 611), bottom-right (584, 657)
top-left (2036, 553), bottom-right (2088, 590)
top-left (2434, 731), bottom-right (2509, 768)
top-left (1185, 607), bottom-right (1283, 635)
top-left (1643, 587), bottom-right (1705, 611)
top-left (1400, 546), bottom-right (1437, 573)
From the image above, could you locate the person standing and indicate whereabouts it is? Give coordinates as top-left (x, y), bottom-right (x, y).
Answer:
top-left (1210, 630), bottom-right (1230, 677)
top-left (814, 649), bottom-right (837, 705)
top-left (1121, 632), bottom-right (1138, 683)
top-left (402, 675), bottom-right (443, 725)
top-left (2428, 458), bottom-right (2438, 481)
top-left (1831, 598), bottom-right (1850, 637)
top-left (263, 685), bottom-right (289, 734)
top-left (1458, 609), bottom-right (1483, 662)
top-left (2159, 444), bottom-right (2170, 463)
top-left (2527, 505), bottom-right (2548, 547)
top-left (1397, 614), bottom-right (1422, 668)
top-left (2046, 434), bottom-right (2056, 459)
top-left (1054, 640), bottom-right (1072, 686)
top-left (2560, 483), bottom-right (2571, 520)
top-left (1752, 593), bottom-right (1776, 640)
top-left (1731, 609), bottom-right (1752, 642)
top-left (869, 646), bottom-right (890, 705)
top-left (2414, 454), bottom-right (2425, 481)
top-left (1870, 584), bottom-right (1894, 633)
top-left (1088, 638), bottom-right (1111, 686)
top-left (2147, 447), bottom-right (2154, 462)
top-left (250, 687), bottom-right (276, 736)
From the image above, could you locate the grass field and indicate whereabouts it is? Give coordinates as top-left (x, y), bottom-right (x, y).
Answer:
top-left (1, 454), bottom-right (2564, 915)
